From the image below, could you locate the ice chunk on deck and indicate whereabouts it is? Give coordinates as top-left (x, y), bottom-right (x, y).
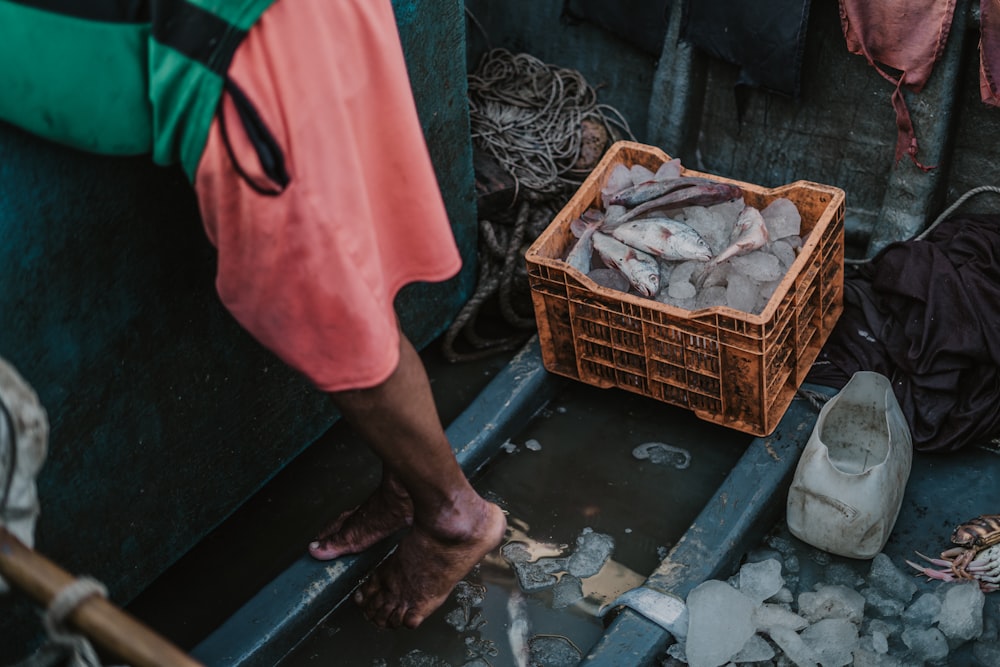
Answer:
top-left (802, 618), bottom-right (859, 667)
top-left (901, 626), bottom-right (950, 663)
top-left (632, 442), bottom-right (692, 469)
top-left (567, 528), bottom-right (614, 578)
top-left (766, 626), bottom-right (821, 667)
top-left (937, 580), bottom-right (985, 642)
top-left (798, 585), bottom-right (866, 624)
top-left (903, 592), bottom-right (941, 627)
top-left (551, 574), bottom-right (584, 609)
top-left (684, 580), bottom-right (757, 667)
top-left (761, 197), bottom-right (801, 240)
top-left (400, 649), bottom-right (451, 667)
top-left (513, 556), bottom-right (567, 592)
top-left (732, 634), bottom-right (775, 663)
top-left (868, 553), bottom-right (917, 603)
top-left (755, 603), bottom-right (809, 633)
top-left (529, 635), bottom-right (582, 667)
top-left (738, 558), bottom-right (784, 604)
top-left (501, 541), bottom-right (532, 565)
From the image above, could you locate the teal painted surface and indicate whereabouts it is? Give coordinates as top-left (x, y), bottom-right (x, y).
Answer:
top-left (0, 0), bottom-right (476, 659)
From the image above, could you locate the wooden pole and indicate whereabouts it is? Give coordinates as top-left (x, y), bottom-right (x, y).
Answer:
top-left (0, 526), bottom-right (204, 667)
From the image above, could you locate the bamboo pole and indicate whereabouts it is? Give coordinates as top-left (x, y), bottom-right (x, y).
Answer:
top-left (0, 526), bottom-right (204, 667)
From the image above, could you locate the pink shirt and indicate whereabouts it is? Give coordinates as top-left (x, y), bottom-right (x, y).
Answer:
top-left (194, 0), bottom-right (462, 391)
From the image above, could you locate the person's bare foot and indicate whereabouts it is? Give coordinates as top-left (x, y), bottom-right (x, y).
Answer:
top-left (353, 498), bottom-right (507, 628)
top-left (308, 475), bottom-right (414, 561)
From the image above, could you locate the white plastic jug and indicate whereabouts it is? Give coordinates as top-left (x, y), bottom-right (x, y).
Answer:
top-left (786, 371), bottom-right (912, 559)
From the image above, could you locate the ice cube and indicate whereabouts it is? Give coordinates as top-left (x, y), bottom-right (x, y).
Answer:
top-left (588, 268), bottom-right (631, 292)
top-left (683, 205), bottom-right (734, 254)
top-left (551, 574), bottom-right (584, 609)
top-left (654, 158), bottom-right (682, 181)
top-left (528, 635), bottom-right (582, 667)
top-left (801, 618), bottom-right (859, 667)
top-left (937, 580), bottom-right (985, 642)
top-left (869, 553), bottom-right (918, 603)
top-left (902, 592), bottom-right (941, 628)
top-left (514, 559), bottom-right (561, 592)
top-left (798, 585), bottom-right (866, 624)
top-left (755, 603), bottom-right (809, 633)
top-left (567, 529), bottom-right (614, 578)
top-left (739, 558), bottom-right (785, 604)
top-left (901, 626), bottom-right (950, 663)
top-left (761, 197), bottom-right (802, 240)
top-left (725, 271), bottom-right (758, 313)
top-left (766, 625), bottom-right (821, 667)
top-left (862, 586), bottom-right (905, 617)
top-left (729, 251), bottom-right (784, 282)
top-left (601, 164), bottom-right (633, 200)
top-left (400, 649), bottom-right (451, 667)
top-left (501, 541), bottom-right (532, 565)
top-left (770, 239), bottom-right (798, 269)
top-left (684, 580), bottom-right (758, 667)
top-left (695, 285), bottom-right (727, 309)
top-left (732, 634), bottom-right (776, 663)
top-left (667, 280), bottom-right (696, 300)
top-left (629, 164), bottom-right (655, 185)
top-left (974, 637), bottom-right (1000, 666)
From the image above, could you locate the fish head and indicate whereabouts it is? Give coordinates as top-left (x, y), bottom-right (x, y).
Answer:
top-left (635, 270), bottom-right (659, 297)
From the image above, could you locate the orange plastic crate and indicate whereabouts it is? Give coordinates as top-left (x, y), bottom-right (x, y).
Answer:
top-left (524, 141), bottom-right (846, 436)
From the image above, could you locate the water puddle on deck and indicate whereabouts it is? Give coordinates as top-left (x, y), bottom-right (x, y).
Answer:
top-left (278, 381), bottom-right (751, 666)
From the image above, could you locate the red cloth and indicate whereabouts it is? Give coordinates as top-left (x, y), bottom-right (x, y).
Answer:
top-left (981, 0), bottom-right (1000, 106)
top-left (194, 0), bottom-right (462, 391)
top-left (838, 0), bottom-right (956, 170)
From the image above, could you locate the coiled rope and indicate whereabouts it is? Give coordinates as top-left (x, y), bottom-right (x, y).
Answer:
top-left (845, 184), bottom-right (1000, 265)
top-left (442, 46), bottom-right (635, 362)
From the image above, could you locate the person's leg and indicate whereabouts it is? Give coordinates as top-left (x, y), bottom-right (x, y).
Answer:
top-left (322, 332), bottom-right (507, 628)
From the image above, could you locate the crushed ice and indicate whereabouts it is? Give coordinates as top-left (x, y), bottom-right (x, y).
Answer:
top-left (661, 531), bottom-right (1000, 667)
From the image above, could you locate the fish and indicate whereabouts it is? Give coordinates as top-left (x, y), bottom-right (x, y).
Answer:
top-left (616, 181), bottom-right (743, 224)
top-left (609, 217), bottom-right (713, 262)
top-left (564, 210), bottom-right (604, 274)
top-left (592, 232), bottom-right (660, 297)
top-left (710, 205), bottom-right (770, 266)
top-left (607, 175), bottom-right (722, 208)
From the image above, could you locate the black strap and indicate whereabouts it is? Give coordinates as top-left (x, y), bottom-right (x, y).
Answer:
top-left (217, 78), bottom-right (290, 196)
top-left (152, 0), bottom-right (246, 76)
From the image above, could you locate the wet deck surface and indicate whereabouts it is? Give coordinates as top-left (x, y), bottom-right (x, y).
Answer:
top-left (125, 335), bottom-right (751, 662)
top-left (277, 380), bottom-right (749, 666)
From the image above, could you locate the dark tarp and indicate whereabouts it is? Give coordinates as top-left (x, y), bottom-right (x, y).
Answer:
top-left (678, 0), bottom-right (811, 99)
top-left (807, 215), bottom-right (1000, 453)
top-left (562, 0), bottom-right (671, 57)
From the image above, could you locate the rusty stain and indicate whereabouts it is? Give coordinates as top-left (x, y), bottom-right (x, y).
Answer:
top-left (764, 440), bottom-right (781, 461)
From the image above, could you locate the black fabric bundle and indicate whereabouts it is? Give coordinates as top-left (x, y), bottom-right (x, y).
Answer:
top-left (807, 215), bottom-right (1000, 453)
top-left (679, 0), bottom-right (812, 99)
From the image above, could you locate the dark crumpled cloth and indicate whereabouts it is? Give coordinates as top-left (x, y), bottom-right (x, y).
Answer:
top-left (807, 215), bottom-right (1000, 453)
top-left (679, 0), bottom-right (812, 99)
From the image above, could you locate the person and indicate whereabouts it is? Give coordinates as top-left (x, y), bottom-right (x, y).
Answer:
top-left (0, 0), bottom-right (506, 629)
